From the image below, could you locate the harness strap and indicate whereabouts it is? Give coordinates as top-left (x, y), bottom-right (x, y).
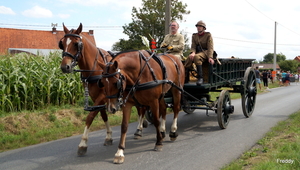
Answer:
top-left (125, 80), bottom-right (171, 91)
top-left (139, 51), bottom-right (157, 81)
top-left (149, 51), bottom-right (168, 79)
top-left (81, 75), bottom-right (102, 83)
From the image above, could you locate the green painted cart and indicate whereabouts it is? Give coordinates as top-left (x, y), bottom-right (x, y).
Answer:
top-left (145, 58), bottom-right (257, 129)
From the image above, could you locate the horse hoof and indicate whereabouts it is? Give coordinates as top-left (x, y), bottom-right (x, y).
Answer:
top-left (154, 145), bottom-right (163, 152)
top-left (142, 120), bottom-right (148, 128)
top-left (134, 134), bottom-right (142, 139)
top-left (113, 156), bottom-right (124, 164)
top-left (170, 137), bottom-right (177, 141)
top-left (134, 129), bottom-right (142, 139)
top-left (77, 146), bottom-right (87, 156)
top-left (169, 132), bottom-right (178, 141)
top-left (104, 138), bottom-right (113, 146)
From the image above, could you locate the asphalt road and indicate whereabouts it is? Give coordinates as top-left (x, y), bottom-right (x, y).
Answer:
top-left (1, 83), bottom-right (300, 170)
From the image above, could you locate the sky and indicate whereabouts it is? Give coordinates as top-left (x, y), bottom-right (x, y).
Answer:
top-left (1, 0), bottom-right (300, 62)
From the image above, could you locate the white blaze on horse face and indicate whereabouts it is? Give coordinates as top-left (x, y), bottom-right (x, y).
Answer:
top-left (105, 77), bottom-right (113, 112)
top-left (65, 38), bottom-right (72, 52)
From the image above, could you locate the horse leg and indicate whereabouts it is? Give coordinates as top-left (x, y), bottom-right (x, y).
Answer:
top-left (169, 89), bottom-right (181, 141)
top-left (149, 100), bottom-right (163, 151)
top-left (134, 107), bottom-right (148, 139)
top-left (159, 99), bottom-right (167, 140)
top-left (77, 110), bottom-right (98, 156)
top-left (113, 105), bottom-right (132, 164)
top-left (100, 109), bottom-right (113, 145)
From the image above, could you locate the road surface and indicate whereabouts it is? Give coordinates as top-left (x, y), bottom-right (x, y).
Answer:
top-left (1, 83), bottom-right (299, 170)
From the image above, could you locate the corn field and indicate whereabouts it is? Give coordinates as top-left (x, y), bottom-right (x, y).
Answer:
top-left (0, 52), bottom-right (83, 113)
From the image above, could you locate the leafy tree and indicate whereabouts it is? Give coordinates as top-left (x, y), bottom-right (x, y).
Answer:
top-left (262, 53), bottom-right (286, 63)
top-left (112, 0), bottom-right (190, 51)
top-left (279, 60), bottom-right (299, 73)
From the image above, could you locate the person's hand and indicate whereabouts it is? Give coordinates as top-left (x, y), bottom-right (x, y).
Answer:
top-left (167, 46), bottom-right (173, 50)
top-left (208, 58), bottom-right (214, 64)
top-left (189, 52), bottom-right (195, 61)
top-left (161, 43), bottom-right (168, 48)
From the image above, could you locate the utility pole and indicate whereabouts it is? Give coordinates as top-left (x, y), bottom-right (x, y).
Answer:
top-left (165, 0), bottom-right (171, 35)
top-left (273, 21), bottom-right (277, 72)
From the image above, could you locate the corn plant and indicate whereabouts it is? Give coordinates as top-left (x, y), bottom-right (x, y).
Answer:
top-left (0, 52), bottom-right (83, 114)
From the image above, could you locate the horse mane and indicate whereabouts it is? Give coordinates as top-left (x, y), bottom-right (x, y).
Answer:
top-left (108, 50), bottom-right (140, 62)
top-left (69, 29), bottom-right (75, 34)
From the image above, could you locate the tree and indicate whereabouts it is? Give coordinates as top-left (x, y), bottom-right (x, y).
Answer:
top-left (262, 53), bottom-right (286, 63)
top-left (279, 60), bottom-right (299, 73)
top-left (112, 0), bottom-right (190, 51)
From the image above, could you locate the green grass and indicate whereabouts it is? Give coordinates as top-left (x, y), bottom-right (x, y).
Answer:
top-left (0, 106), bottom-right (140, 152)
top-left (222, 111), bottom-right (300, 170)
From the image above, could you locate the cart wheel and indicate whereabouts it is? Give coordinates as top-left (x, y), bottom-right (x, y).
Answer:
top-left (183, 102), bottom-right (195, 114)
top-left (217, 90), bottom-right (232, 129)
top-left (144, 109), bottom-right (153, 124)
top-left (242, 67), bottom-right (257, 117)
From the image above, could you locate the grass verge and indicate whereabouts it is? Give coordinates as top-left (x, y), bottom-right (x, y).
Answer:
top-left (221, 111), bottom-right (300, 170)
top-left (0, 105), bottom-right (139, 152)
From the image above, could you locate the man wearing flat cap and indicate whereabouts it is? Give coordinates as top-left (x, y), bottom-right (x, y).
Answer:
top-left (184, 20), bottom-right (215, 85)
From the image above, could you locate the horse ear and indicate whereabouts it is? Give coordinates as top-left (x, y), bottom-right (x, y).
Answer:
top-left (62, 22), bottom-right (69, 34)
top-left (113, 61), bottom-right (119, 71)
top-left (75, 23), bottom-right (83, 34)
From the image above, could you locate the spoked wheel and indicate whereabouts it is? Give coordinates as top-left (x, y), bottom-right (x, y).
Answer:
top-left (183, 102), bottom-right (195, 114)
top-left (144, 109), bottom-right (153, 124)
top-left (217, 90), bottom-right (234, 129)
top-left (242, 67), bottom-right (257, 117)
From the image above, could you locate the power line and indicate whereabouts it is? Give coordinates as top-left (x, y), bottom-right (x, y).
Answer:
top-left (244, 0), bottom-right (275, 22)
top-left (184, 31), bottom-right (300, 46)
top-left (214, 36), bottom-right (300, 46)
top-left (244, 0), bottom-right (300, 37)
top-left (0, 23), bottom-right (122, 29)
top-left (1, 22), bottom-right (299, 47)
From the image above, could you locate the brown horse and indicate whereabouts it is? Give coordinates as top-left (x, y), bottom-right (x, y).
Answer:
top-left (59, 23), bottom-right (148, 156)
top-left (99, 50), bottom-right (185, 164)
top-left (59, 23), bottom-right (113, 155)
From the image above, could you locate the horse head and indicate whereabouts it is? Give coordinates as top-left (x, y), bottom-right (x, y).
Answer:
top-left (100, 61), bottom-right (126, 113)
top-left (60, 23), bottom-right (83, 73)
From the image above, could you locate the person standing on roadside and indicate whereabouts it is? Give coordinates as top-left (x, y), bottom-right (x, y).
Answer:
top-left (294, 73), bottom-right (299, 85)
top-left (255, 66), bottom-right (262, 91)
top-left (285, 71), bottom-right (290, 86)
top-left (262, 70), bottom-right (269, 90)
top-left (268, 70), bottom-right (273, 84)
top-left (282, 70), bottom-right (287, 86)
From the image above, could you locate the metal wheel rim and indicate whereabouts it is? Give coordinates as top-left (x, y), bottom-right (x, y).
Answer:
top-left (183, 102), bottom-right (195, 114)
top-left (144, 109), bottom-right (154, 124)
top-left (217, 90), bottom-right (231, 129)
top-left (242, 67), bottom-right (257, 117)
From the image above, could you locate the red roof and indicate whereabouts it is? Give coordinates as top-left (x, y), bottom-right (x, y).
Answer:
top-left (253, 63), bottom-right (280, 70)
top-left (294, 56), bottom-right (300, 62)
top-left (0, 27), bottom-right (95, 55)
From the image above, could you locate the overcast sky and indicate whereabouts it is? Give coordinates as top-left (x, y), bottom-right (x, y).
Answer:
top-left (1, 0), bottom-right (300, 61)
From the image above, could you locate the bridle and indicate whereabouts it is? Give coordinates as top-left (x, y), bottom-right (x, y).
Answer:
top-left (59, 33), bottom-right (83, 67)
top-left (101, 65), bottom-right (125, 105)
